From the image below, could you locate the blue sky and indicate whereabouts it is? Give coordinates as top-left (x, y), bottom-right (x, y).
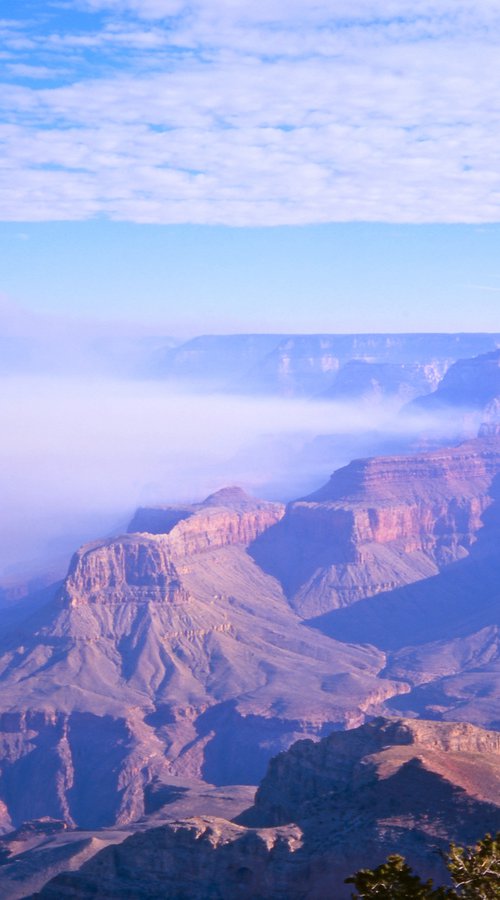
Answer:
top-left (1, 1), bottom-right (500, 332)
top-left (1, 222), bottom-right (500, 333)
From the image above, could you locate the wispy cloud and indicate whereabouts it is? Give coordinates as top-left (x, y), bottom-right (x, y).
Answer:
top-left (463, 283), bottom-right (500, 293)
top-left (1, 2), bottom-right (500, 224)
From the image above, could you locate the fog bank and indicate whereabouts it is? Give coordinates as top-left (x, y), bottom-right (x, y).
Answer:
top-left (0, 374), bottom-right (470, 584)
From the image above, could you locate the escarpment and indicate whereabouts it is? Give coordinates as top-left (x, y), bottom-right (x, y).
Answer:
top-left (412, 348), bottom-right (500, 415)
top-left (128, 487), bottom-right (285, 550)
top-left (250, 436), bottom-right (500, 616)
top-left (4, 437), bottom-right (500, 836)
top-left (35, 717), bottom-right (500, 900)
top-left (246, 716), bottom-right (500, 828)
top-left (64, 489), bottom-right (284, 607)
top-left (0, 488), bottom-right (403, 831)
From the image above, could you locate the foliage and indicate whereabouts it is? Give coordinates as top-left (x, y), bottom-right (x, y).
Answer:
top-left (346, 833), bottom-right (500, 899)
top-left (345, 854), bottom-right (451, 898)
top-left (447, 833), bottom-right (500, 900)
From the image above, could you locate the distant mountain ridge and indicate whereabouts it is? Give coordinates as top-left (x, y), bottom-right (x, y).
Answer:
top-left (155, 332), bottom-right (500, 398)
top-left (409, 348), bottom-right (500, 427)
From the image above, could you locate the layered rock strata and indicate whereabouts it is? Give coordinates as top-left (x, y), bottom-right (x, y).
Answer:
top-left (0, 490), bottom-right (402, 830)
top-left (251, 435), bottom-right (500, 617)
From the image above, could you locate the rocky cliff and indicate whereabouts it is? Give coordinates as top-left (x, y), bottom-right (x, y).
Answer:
top-left (34, 717), bottom-right (500, 899)
top-left (251, 435), bottom-right (500, 617)
top-left (3, 439), bottom-right (500, 837)
top-left (0, 489), bottom-right (403, 831)
top-left (246, 716), bottom-right (500, 826)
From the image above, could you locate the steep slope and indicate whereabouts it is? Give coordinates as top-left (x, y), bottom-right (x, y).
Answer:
top-left (302, 450), bottom-right (500, 730)
top-left (251, 435), bottom-right (500, 617)
top-left (0, 490), bottom-right (402, 831)
top-left (35, 717), bottom-right (500, 899)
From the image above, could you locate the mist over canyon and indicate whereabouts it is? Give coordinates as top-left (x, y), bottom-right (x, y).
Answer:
top-left (2, 331), bottom-right (499, 587)
top-left (5, 1), bottom-right (500, 894)
top-left (1, 331), bottom-right (500, 897)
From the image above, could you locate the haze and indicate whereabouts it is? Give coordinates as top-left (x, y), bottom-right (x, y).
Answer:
top-left (0, 363), bottom-right (470, 583)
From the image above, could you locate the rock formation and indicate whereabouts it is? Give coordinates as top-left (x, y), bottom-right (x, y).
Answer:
top-left (251, 434), bottom-right (500, 617)
top-left (0, 489), bottom-right (402, 831)
top-left (34, 717), bottom-right (500, 899)
top-left (0, 783), bottom-right (254, 900)
top-left (2, 436), bottom-right (500, 838)
top-left (156, 333), bottom-right (500, 397)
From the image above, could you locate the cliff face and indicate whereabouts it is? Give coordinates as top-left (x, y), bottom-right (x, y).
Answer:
top-left (248, 716), bottom-right (500, 827)
top-left (407, 349), bottom-right (500, 439)
top-left (65, 490), bottom-right (284, 606)
top-left (0, 489), bottom-right (403, 831)
top-left (35, 717), bottom-right (500, 900)
top-left (251, 436), bottom-right (500, 617)
top-left (127, 487), bottom-right (283, 543)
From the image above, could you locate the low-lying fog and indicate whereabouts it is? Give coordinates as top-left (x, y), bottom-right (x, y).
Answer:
top-left (0, 372), bottom-right (471, 586)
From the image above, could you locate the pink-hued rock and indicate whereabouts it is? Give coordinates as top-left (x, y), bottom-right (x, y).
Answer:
top-left (0, 489), bottom-right (403, 831)
top-left (251, 436), bottom-right (500, 616)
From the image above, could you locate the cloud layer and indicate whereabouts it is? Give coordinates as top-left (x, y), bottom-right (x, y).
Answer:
top-left (0, 368), bottom-right (463, 581)
top-left (1, 2), bottom-right (500, 224)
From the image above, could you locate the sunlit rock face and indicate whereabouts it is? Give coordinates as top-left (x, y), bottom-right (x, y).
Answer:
top-left (0, 488), bottom-right (404, 830)
top-left (251, 436), bottom-right (500, 617)
top-left (36, 717), bottom-right (500, 900)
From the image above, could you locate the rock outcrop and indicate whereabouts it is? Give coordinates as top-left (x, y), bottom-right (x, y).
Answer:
top-left (127, 487), bottom-right (284, 552)
top-left (34, 717), bottom-right (500, 899)
top-left (246, 716), bottom-right (500, 826)
top-left (0, 489), bottom-right (403, 831)
top-left (0, 783), bottom-right (254, 900)
top-left (251, 435), bottom-right (500, 617)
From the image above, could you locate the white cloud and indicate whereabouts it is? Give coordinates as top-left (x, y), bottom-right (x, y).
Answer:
top-left (6, 63), bottom-right (54, 79)
top-left (1, 2), bottom-right (500, 223)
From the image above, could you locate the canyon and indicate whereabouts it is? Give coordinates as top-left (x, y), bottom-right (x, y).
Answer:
top-left (1, 435), bottom-right (500, 840)
top-left (0, 487), bottom-right (403, 834)
top-left (252, 434), bottom-right (500, 617)
top-left (33, 716), bottom-right (500, 899)
top-left (1, 411), bottom-right (500, 895)
top-left (156, 332), bottom-right (500, 399)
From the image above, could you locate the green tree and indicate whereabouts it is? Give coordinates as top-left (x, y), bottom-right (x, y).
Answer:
top-left (346, 833), bottom-right (500, 899)
top-left (345, 854), bottom-right (451, 898)
top-left (446, 833), bottom-right (500, 900)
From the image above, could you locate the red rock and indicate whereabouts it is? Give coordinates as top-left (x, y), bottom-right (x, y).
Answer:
top-left (251, 435), bottom-right (500, 616)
